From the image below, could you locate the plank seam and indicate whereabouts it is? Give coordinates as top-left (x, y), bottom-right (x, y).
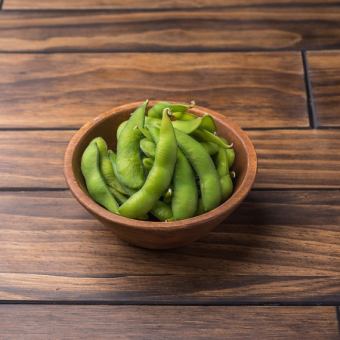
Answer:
top-left (2, 47), bottom-right (340, 54)
top-left (0, 301), bottom-right (339, 306)
top-left (301, 50), bottom-right (318, 128)
top-left (2, 3), bottom-right (340, 12)
top-left (336, 307), bottom-right (340, 335)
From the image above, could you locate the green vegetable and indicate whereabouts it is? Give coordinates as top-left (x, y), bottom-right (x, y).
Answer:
top-left (119, 110), bottom-right (177, 219)
top-left (81, 142), bottom-right (119, 213)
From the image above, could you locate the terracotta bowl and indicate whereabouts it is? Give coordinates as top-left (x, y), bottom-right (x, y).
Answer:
top-left (64, 101), bottom-right (257, 249)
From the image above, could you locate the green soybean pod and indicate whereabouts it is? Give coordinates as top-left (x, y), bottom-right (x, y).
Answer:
top-left (108, 150), bottom-right (136, 197)
top-left (172, 111), bottom-right (195, 121)
top-left (192, 129), bottom-right (232, 149)
top-left (81, 142), bottom-right (119, 214)
top-left (119, 110), bottom-right (177, 219)
top-left (200, 142), bottom-right (219, 155)
top-left (140, 138), bottom-right (156, 158)
top-left (146, 125), bottom-right (161, 144)
top-left (116, 100), bottom-right (148, 189)
top-left (142, 157), bottom-right (154, 171)
top-left (220, 137), bottom-right (235, 168)
top-left (215, 147), bottom-right (233, 201)
top-left (148, 101), bottom-right (190, 118)
top-left (175, 129), bottom-right (221, 212)
top-left (145, 116), bottom-right (161, 129)
top-left (196, 198), bottom-right (205, 216)
top-left (172, 117), bottom-right (202, 134)
top-left (226, 148), bottom-right (235, 168)
top-left (150, 201), bottom-right (173, 221)
top-left (172, 149), bottom-right (198, 220)
top-left (138, 126), bottom-right (153, 140)
top-left (109, 186), bottom-right (128, 205)
top-left (116, 120), bottom-right (128, 139)
top-left (92, 138), bottom-right (127, 196)
top-left (200, 115), bottom-right (217, 133)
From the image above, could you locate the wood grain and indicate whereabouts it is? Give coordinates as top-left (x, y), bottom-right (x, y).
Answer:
top-left (1, 306), bottom-right (338, 339)
top-left (0, 131), bottom-right (72, 188)
top-left (0, 52), bottom-right (307, 129)
top-left (3, 0), bottom-right (337, 10)
top-left (1, 129), bottom-right (340, 189)
top-left (1, 8), bottom-right (340, 52)
top-left (251, 129), bottom-right (340, 189)
top-left (308, 51), bottom-right (340, 127)
top-left (1, 190), bottom-right (340, 302)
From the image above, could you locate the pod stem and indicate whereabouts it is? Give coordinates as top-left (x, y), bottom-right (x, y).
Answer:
top-left (163, 108), bottom-right (172, 117)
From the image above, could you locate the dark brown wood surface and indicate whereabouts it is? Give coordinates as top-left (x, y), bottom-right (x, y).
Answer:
top-left (3, 0), bottom-right (338, 9)
top-left (1, 8), bottom-right (340, 52)
top-left (1, 129), bottom-right (340, 189)
top-left (0, 53), bottom-right (307, 129)
top-left (308, 51), bottom-right (340, 127)
top-left (1, 0), bottom-right (340, 337)
top-left (0, 190), bottom-right (339, 302)
top-left (1, 306), bottom-right (338, 339)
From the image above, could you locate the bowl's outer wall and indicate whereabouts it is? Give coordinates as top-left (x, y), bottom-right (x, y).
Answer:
top-left (65, 102), bottom-right (257, 249)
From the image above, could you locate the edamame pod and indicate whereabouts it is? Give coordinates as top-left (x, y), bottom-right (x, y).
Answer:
top-left (145, 116), bottom-right (161, 129)
top-left (116, 100), bottom-right (148, 189)
top-left (148, 101), bottom-right (190, 118)
top-left (147, 125), bottom-right (161, 144)
top-left (140, 138), bottom-right (156, 158)
top-left (81, 142), bottom-right (119, 214)
top-left (215, 147), bottom-right (233, 201)
top-left (220, 137), bottom-right (235, 168)
top-left (116, 120), bottom-right (127, 139)
top-left (92, 138), bottom-right (127, 195)
top-left (138, 126), bottom-right (153, 140)
top-left (108, 151), bottom-right (136, 197)
top-left (200, 142), bottom-right (219, 155)
top-left (150, 201), bottom-right (173, 221)
top-left (109, 187), bottom-right (149, 220)
top-left (142, 157), bottom-right (154, 171)
top-left (175, 129), bottom-right (221, 212)
top-left (109, 186), bottom-right (128, 204)
top-left (172, 111), bottom-right (195, 121)
top-left (172, 149), bottom-right (198, 220)
top-left (172, 112), bottom-right (215, 132)
top-left (119, 110), bottom-right (177, 219)
top-left (172, 117), bottom-right (202, 134)
top-left (196, 198), bottom-right (205, 216)
top-left (192, 129), bottom-right (232, 149)
top-left (200, 115), bottom-right (217, 133)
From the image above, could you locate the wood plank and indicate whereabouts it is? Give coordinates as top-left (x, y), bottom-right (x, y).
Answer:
top-left (308, 51), bottom-right (340, 127)
top-left (1, 306), bottom-right (338, 339)
top-left (3, 0), bottom-right (337, 10)
top-left (250, 129), bottom-right (340, 189)
top-left (0, 8), bottom-right (340, 52)
top-left (0, 52), bottom-right (307, 129)
top-left (1, 129), bottom-right (340, 189)
top-left (1, 190), bottom-right (340, 303)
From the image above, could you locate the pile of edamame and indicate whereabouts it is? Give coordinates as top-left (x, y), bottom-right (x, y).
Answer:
top-left (81, 100), bottom-right (235, 221)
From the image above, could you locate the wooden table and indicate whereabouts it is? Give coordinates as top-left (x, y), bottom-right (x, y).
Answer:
top-left (1, 1), bottom-right (340, 338)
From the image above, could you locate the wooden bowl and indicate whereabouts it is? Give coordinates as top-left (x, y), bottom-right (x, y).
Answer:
top-left (64, 101), bottom-right (257, 249)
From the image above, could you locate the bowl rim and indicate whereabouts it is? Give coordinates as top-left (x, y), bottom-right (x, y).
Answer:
top-left (64, 101), bottom-right (257, 232)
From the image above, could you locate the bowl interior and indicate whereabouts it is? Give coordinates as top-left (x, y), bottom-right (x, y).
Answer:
top-left (68, 102), bottom-right (256, 227)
